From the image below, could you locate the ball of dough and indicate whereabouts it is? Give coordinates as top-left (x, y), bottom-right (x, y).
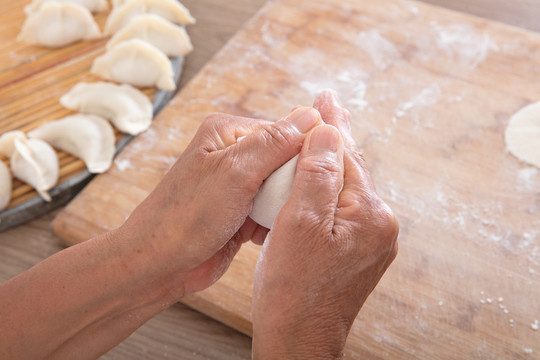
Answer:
top-left (249, 155), bottom-right (299, 229)
top-left (506, 102), bottom-right (540, 168)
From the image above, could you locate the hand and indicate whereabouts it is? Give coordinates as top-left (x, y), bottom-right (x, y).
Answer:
top-left (121, 107), bottom-right (323, 299)
top-left (252, 90), bottom-right (399, 359)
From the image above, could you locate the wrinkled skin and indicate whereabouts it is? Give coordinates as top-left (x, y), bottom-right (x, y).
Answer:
top-left (0, 92), bottom-right (397, 360)
top-left (252, 90), bottom-right (399, 359)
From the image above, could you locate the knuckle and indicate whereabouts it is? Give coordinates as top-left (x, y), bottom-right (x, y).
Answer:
top-left (261, 123), bottom-right (296, 152)
top-left (202, 112), bottom-right (230, 130)
top-left (297, 155), bottom-right (341, 181)
top-left (369, 201), bottom-right (399, 254)
top-left (342, 196), bottom-right (398, 256)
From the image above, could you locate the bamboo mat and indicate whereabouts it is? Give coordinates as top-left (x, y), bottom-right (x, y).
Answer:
top-left (0, 0), bottom-right (156, 209)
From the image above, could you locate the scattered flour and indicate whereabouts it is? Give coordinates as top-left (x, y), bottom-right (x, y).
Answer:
top-left (394, 84), bottom-right (442, 121)
top-left (115, 158), bottom-right (133, 172)
top-left (356, 30), bottom-right (401, 70)
top-left (415, 22), bottom-right (498, 69)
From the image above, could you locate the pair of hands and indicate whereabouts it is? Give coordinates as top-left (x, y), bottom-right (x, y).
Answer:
top-left (124, 90), bottom-right (398, 357)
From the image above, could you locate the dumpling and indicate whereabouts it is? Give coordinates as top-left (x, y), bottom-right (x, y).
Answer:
top-left (105, 0), bottom-right (195, 34)
top-left (0, 132), bottom-right (59, 202)
top-left (25, 0), bottom-right (109, 14)
top-left (250, 155), bottom-right (299, 229)
top-left (18, 2), bottom-right (101, 48)
top-left (0, 131), bottom-right (26, 158)
top-left (91, 39), bottom-right (176, 91)
top-left (0, 161), bottom-right (11, 211)
top-left (107, 14), bottom-right (193, 57)
top-left (29, 114), bottom-right (115, 174)
top-left (60, 82), bottom-right (153, 135)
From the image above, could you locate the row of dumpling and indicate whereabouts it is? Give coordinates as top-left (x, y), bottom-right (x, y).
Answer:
top-left (0, 82), bottom-right (153, 210)
top-left (92, 0), bottom-right (195, 90)
top-left (18, 0), bottom-right (195, 55)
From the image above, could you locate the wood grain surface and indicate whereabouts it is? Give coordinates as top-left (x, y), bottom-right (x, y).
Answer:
top-left (2, 0), bottom-right (540, 359)
top-left (53, 0), bottom-right (540, 358)
top-left (0, 1), bottom-right (166, 210)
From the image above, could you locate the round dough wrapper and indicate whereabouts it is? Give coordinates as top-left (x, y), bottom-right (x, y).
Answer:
top-left (249, 155), bottom-right (299, 229)
top-left (505, 102), bottom-right (540, 168)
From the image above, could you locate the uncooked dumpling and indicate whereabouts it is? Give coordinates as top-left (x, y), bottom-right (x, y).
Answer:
top-left (506, 102), bottom-right (540, 168)
top-left (250, 155), bottom-right (299, 229)
top-left (29, 114), bottom-right (115, 173)
top-left (25, 0), bottom-right (108, 14)
top-left (0, 131), bottom-right (26, 158)
top-left (0, 132), bottom-right (59, 202)
top-left (60, 82), bottom-right (153, 135)
top-left (18, 2), bottom-right (101, 47)
top-left (106, 14), bottom-right (193, 57)
top-left (91, 39), bottom-right (176, 90)
top-left (105, 0), bottom-right (195, 34)
top-left (0, 161), bottom-right (11, 211)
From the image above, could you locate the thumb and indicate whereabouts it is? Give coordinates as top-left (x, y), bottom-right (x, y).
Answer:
top-left (231, 107), bottom-right (323, 184)
top-left (276, 124), bottom-right (344, 230)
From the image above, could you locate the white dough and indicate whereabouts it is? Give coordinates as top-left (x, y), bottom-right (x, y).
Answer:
top-left (0, 161), bottom-right (12, 211)
top-left (105, 0), bottom-right (196, 34)
top-left (60, 82), bottom-right (153, 135)
top-left (506, 102), bottom-right (540, 168)
top-left (0, 132), bottom-right (59, 202)
top-left (29, 114), bottom-right (115, 173)
top-left (18, 2), bottom-right (101, 48)
top-left (91, 39), bottom-right (176, 91)
top-left (107, 14), bottom-right (193, 57)
top-left (0, 131), bottom-right (26, 157)
top-left (25, 0), bottom-right (108, 14)
top-left (250, 155), bottom-right (299, 229)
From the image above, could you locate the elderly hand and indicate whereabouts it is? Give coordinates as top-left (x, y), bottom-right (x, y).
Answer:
top-left (252, 91), bottom-right (399, 359)
top-left (122, 106), bottom-right (323, 299)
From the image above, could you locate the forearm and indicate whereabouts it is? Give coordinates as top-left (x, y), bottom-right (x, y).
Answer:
top-left (0, 227), bottom-right (179, 360)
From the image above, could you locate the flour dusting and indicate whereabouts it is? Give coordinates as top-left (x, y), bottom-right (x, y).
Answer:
top-left (394, 84), bottom-right (442, 126)
top-left (357, 30), bottom-right (401, 70)
top-left (431, 23), bottom-right (498, 68)
top-left (115, 158), bottom-right (133, 172)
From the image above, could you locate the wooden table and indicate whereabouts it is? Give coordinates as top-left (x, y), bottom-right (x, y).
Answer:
top-left (1, 0), bottom-right (538, 358)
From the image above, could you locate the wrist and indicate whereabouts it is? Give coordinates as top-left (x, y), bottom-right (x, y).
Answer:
top-left (252, 305), bottom-right (349, 359)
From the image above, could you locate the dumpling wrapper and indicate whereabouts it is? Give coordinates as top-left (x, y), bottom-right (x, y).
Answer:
top-left (25, 0), bottom-right (108, 14)
top-left (105, 0), bottom-right (195, 34)
top-left (60, 82), bottom-right (153, 136)
top-left (18, 2), bottom-right (101, 47)
top-left (29, 114), bottom-right (115, 174)
top-left (107, 14), bottom-right (193, 57)
top-left (91, 39), bottom-right (176, 91)
top-left (12, 138), bottom-right (59, 202)
top-left (0, 131), bottom-right (26, 158)
top-left (0, 161), bottom-right (11, 211)
top-left (505, 102), bottom-right (540, 168)
top-left (249, 155), bottom-right (299, 229)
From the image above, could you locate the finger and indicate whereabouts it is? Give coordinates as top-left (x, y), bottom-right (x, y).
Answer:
top-left (231, 106), bottom-right (323, 184)
top-left (194, 113), bottom-right (274, 152)
top-left (237, 217), bottom-right (269, 245)
top-left (182, 236), bottom-right (244, 294)
top-left (276, 125), bottom-right (344, 230)
top-left (337, 152), bottom-right (376, 213)
top-left (313, 89), bottom-right (356, 148)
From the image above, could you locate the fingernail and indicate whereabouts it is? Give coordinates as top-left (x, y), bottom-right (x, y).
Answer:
top-left (309, 125), bottom-right (340, 152)
top-left (287, 107), bottom-right (321, 133)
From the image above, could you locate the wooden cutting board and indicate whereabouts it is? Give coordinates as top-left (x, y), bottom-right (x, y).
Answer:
top-left (53, 0), bottom-right (540, 357)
